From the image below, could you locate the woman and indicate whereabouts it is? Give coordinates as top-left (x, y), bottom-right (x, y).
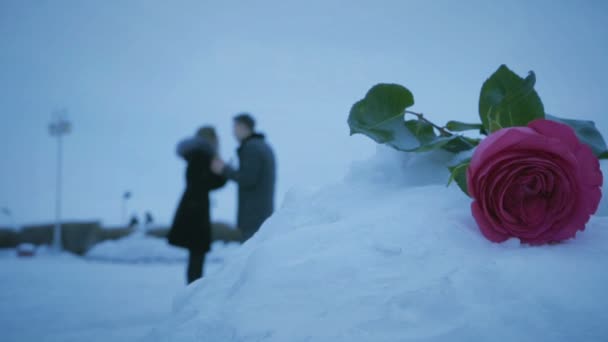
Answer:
top-left (168, 126), bottom-right (227, 284)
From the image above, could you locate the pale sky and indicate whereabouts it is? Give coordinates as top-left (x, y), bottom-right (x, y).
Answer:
top-left (1, 0), bottom-right (607, 227)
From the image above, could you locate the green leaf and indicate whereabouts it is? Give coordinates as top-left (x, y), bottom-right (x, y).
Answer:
top-left (546, 114), bottom-right (608, 159)
top-left (445, 121), bottom-right (483, 132)
top-left (404, 119), bottom-right (480, 153)
top-left (442, 136), bottom-right (481, 153)
top-left (479, 65), bottom-right (545, 133)
top-left (447, 159), bottom-right (470, 196)
top-left (415, 135), bottom-right (479, 153)
top-left (403, 119), bottom-right (436, 145)
top-left (348, 84), bottom-right (420, 151)
top-left (348, 83), bottom-right (480, 154)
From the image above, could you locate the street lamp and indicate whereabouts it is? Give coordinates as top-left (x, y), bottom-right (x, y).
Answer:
top-left (122, 191), bottom-right (132, 225)
top-left (48, 109), bottom-right (71, 252)
top-left (1, 207), bottom-right (18, 230)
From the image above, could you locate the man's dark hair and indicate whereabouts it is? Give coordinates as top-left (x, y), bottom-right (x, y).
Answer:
top-left (234, 113), bottom-right (256, 131)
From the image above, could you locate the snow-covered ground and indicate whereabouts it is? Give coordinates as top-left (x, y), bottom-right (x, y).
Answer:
top-left (3, 149), bottom-right (608, 342)
top-left (0, 253), bottom-right (181, 342)
top-left (0, 240), bottom-right (239, 342)
top-left (86, 233), bottom-right (241, 264)
top-left (145, 147), bottom-right (608, 342)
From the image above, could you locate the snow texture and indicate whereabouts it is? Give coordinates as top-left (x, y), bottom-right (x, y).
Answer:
top-left (85, 233), bottom-right (186, 263)
top-left (1, 252), bottom-right (181, 342)
top-left (147, 146), bottom-right (608, 342)
top-left (0, 241), bottom-right (239, 342)
top-left (86, 233), bottom-right (240, 264)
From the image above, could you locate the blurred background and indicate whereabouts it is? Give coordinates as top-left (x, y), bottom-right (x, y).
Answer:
top-left (1, 0), bottom-right (607, 229)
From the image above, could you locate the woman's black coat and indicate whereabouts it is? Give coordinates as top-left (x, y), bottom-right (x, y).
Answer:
top-left (168, 137), bottom-right (226, 252)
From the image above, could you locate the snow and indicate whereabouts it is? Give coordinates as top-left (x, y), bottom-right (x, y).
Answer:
top-left (3, 148), bottom-right (608, 342)
top-left (0, 253), bottom-right (182, 342)
top-left (146, 146), bottom-right (608, 342)
top-left (0, 240), bottom-right (239, 342)
top-left (86, 233), bottom-right (241, 265)
top-left (597, 160), bottom-right (608, 216)
top-left (86, 233), bottom-right (187, 263)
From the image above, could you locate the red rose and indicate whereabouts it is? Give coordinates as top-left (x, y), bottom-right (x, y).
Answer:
top-left (467, 119), bottom-right (603, 245)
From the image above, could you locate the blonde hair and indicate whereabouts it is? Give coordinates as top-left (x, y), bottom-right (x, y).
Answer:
top-left (196, 126), bottom-right (219, 152)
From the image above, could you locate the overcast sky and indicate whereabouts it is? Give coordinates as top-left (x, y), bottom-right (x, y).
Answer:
top-left (1, 0), bottom-right (607, 227)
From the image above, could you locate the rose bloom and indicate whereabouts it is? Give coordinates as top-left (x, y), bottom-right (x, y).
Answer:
top-left (467, 119), bottom-right (603, 245)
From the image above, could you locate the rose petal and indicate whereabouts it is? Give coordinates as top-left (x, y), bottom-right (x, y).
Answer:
top-left (471, 201), bottom-right (509, 243)
top-left (528, 119), bottom-right (581, 148)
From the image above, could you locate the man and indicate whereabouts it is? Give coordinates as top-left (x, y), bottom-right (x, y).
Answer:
top-left (211, 113), bottom-right (276, 241)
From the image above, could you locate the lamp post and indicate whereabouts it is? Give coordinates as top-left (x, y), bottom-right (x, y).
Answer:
top-left (122, 191), bottom-right (132, 225)
top-left (1, 207), bottom-right (18, 230)
top-left (48, 110), bottom-right (71, 252)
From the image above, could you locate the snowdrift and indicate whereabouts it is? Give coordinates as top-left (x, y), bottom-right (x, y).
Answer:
top-left (86, 233), bottom-right (240, 264)
top-left (147, 147), bottom-right (608, 342)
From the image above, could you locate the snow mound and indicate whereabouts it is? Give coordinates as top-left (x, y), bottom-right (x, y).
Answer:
top-left (147, 147), bottom-right (608, 342)
top-left (597, 160), bottom-right (608, 216)
top-left (86, 234), bottom-right (187, 263)
top-left (86, 234), bottom-right (240, 264)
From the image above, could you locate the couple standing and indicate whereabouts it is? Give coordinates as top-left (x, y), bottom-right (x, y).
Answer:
top-left (168, 113), bottom-right (276, 283)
